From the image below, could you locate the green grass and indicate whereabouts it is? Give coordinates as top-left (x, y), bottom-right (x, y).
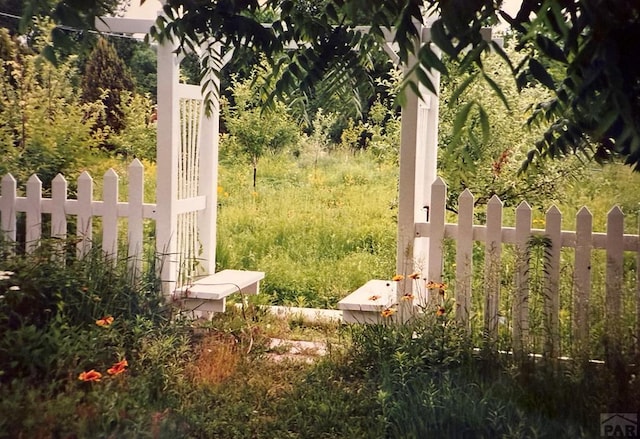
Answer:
top-left (1, 150), bottom-right (639, 438)
top-left (217, 150), bottom-right (398, 308)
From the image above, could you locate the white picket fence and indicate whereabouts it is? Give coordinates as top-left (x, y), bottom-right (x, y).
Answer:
top-left (0, 159), bottom-right (156, 274)
top-left (417, 177), bottom-right (640, 357)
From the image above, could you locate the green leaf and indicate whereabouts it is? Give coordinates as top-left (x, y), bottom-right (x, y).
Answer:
top-left (528, 58), bottom-right (556, 90)
top-left (41, 45), bottom-right (58, 66)
top-left (418, 46), bottom-right (448, 75)
top-left (450, 101), bottom-right (474, 147)
top-left (430, 19), bottom-right (456, 58)
top-left (480, 70), bottom-right (510, 110)
top-left (415, 67), bottom-right (437, 96)
top-left (535, 35), bottom-right (567, 63)
top-left (477, 105), bottom-right (490, 145)
top-left (459, 40), bottom-right (486, 73)
top-left (449, 72), bottom-right (478, 107)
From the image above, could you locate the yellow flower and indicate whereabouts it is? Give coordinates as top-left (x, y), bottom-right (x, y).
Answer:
top-left (107, 359), bottom-right (128, 376)
top-left (96, 316), bottom-right (114, 327)
top-left (381, 307), bottom-right (397, 318)
top-left (78, 370), bottom-right (102, 382)
top-left (392, 274), bottom-right (404, 281)
top-left (401, 293), bottom-right (414, 301)
top-left (436, 307), bottom-right (446, 317)
top-left (408, 272), bottom-right (421, 280)
top-left (217, 185), bottom-right (224, 194)
top-left (368, 295), bottom-right (381, 301)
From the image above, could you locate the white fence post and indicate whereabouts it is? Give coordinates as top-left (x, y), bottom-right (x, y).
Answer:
top-left (76, 171), bottom-right (94, 258)
top-left (606, 206), bottom-right (624, 338)
top-left (25, 174), bottom-right (42, 253)
top-left (156, 38), bottom-right (181, 295)
top-left (51, 174), bottom-right (67, 240)
top-left (1, 174), bottom-right (17, 242)
top-left (102, 169), bottom-right (119, 260)
top-left (513, 201), bottom-right (531, 354)
top-left (128, 159), bottom-right (145, 276)
top-left (455, 188), bottom-right (474, 329)
top-left (574, 206), bottom-right (592, 351)
top-left (544, 205), bottom-right (562, 356)
top-left (484, 195), bottom-right (503, 343)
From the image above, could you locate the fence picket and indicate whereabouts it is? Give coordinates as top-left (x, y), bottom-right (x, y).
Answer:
top-left (128, 159), bottom-right (144, 275)
top-left (574, 207), bottom-right (592, 353)
top-left (76, 172), bottom-right (94, 258)
top-left (513, 201), bottom-right (531, 354)
top-left (545, 205), bottom-right (562, 356)
top-left (606, 206), bottom-right (624, 338)
top-left (102, 169), bottom-right (119, 259)
top-left (25, 175), bottom-right (42, 253)
top-left (1, 174), bottom-right (17, 242)
top-left (427, 177), bottom-right (447, 305)
top-left (456, 189), bottom-right (474, 328)
top-left (0, 164), bottom-right (156, 266)
top-left (51, 174), bottom-right (67, 240)
top-left (484, 195), bottom-right (503, 342)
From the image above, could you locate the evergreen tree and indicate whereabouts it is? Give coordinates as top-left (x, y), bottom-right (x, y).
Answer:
top-left (81, 37), bottom-right (134, 142)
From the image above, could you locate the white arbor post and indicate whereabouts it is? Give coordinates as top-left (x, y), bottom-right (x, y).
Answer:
top-left (97, 16), bottom-right (221, 296)
top-left (395, 26), bottom-right (441, 313)
top-left (156, 40), bottom-right (221, 295)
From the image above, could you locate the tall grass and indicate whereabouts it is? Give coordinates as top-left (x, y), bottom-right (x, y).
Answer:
top-left (217, 150), bottom-right (398, 308)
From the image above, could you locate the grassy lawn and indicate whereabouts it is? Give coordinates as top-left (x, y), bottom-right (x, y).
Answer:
top-left (1, 150), bottom-right (639, 437)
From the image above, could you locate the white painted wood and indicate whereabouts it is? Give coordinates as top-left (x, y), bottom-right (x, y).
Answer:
top-left (128, 159), bottom-right (144, 275)
top-left (513, 201), bottom-right (531, 353)
top-left (484, 195), bottom-right (503, 341)
top-left (573, 207), bottom-right (592, 349)
top-left (1, 174), bottom-right (17, 242)
top-left (174, 269), bottom-right (265, 313)
top-left (76, 171), bottom-right (94, 257)
top-left (338, 279), bottom-right (398, 324)
top-left (455, 189), bottom-right (473, 328)
top-left (156, 38), bottom-right (181, 295)
top-left (102, 168), bottom-right (119, 259)
top-left (51, 174), bottom-right (67, 240)
top-left (427, 177), bottom-right (446, 301)
top-left (545, 205), bottom-right (562, 356)
top-left (95, 17), bottom-right (154, 34)
top-left (338, 279), bottom-right (398, 311)
top-left (25, 174), bottom-right (42, 253)
top-left (396, 47), bottom-right (421, 314)
top-left (176, 269), bottom-right (265, 300)
top-left (197, 55), bottom-right (220, 278)
top-left (606, 206), bottom-right (624, 332)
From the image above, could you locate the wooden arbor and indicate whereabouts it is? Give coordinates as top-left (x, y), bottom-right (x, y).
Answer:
top-left (97, 17), bottom-right (220, 295)
top-left (98, 14), bottom-right (449, 316)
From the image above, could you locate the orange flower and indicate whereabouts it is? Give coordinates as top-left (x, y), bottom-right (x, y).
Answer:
top-left (401, 293), bottom-right (414, 301)
top-left (408, 272), bottom-right (421, 280)
top-left (78, 369), bottom-right (102, 382)
top-left (436, 307), bottom-right (446, 317)
top-left (96, 316), bottom-right (114, 327)
top-left (107, 359), bottom-right (128, 376)
top-left (392, 274), bottom-right (404, 281)
top-left (426, 281), bottom-right (447, 290)
top-left (368, 295), bottom-right (381, 301)
top-left (381, 307), bottom-right (397, 318)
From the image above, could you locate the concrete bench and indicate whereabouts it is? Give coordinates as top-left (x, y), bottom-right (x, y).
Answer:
top-left (174, 269), bottom-right (265, 314)
top-left (338, 279), bottom-right (397, 324)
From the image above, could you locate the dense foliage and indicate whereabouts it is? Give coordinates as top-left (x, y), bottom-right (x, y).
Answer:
top-left (30, 0), bottom-right (640, 170)
top-left (81, 37), bottom-right (135, 139)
